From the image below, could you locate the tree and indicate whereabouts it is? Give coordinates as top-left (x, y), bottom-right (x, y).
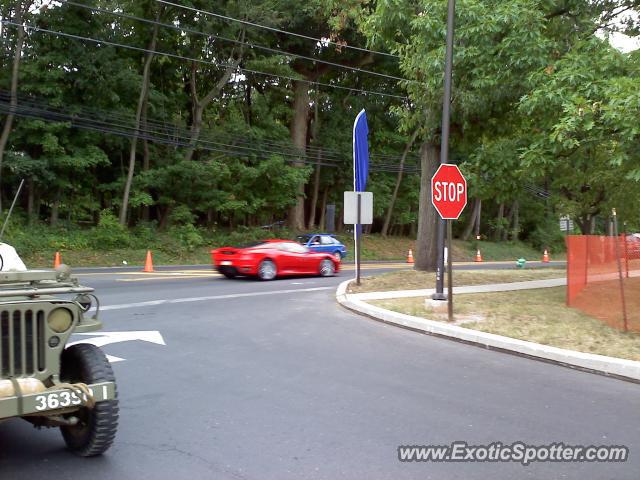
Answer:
top-left (382, 129), bottom-right (418, 236)
top-left (0, 0), bottom-right (33, 211)
top-left (120, 3), bottom-right (164, 225)
top-left (520, 39), bottom-right (640, 233)
top-left (0, 0), bottom-right (636, 245)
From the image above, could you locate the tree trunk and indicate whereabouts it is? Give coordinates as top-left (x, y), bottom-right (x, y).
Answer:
top-left (511, 200), bottom-right (520, 241)
top-left (119, 7), bottom-right (161, 225)
top-left (285, 57), bottom-right (370, 232)
top-left (184, 97), bottom-right (204, 162)
top-left (183, 65), bottom-right (238, 162)
top-left (308, 152), bottom-right (321, 229)
top-left (184, 30), bottom-right (245, 163)
top-left (141, 100), bottom-right (151, 222)
top-left (27, 176), bottom-right (34, 223)
top-left (288, 80), bottom-right (309, 231)
top-left (244, 79), bottom-right (253, 126)
top-left (0, 2), bottom-right (31, 212)
top-left (307, 100), bottom-right (321, 229)
top-left (50, 188), bottom-right (61, 226)
top-left (461, 197), bottom-right (481, 241)
top-left (577, 216), bottom-right (589, 235)
top-left (475, 199), bottom-right (482, 238)
top-left (318, 187), bottom-right (328, 230)
top-left (382, 130), bottom-right (419, 237)
top-left (158, 204), bottom-right (173, 230)
top-left (494, 202), bottom-right (504, 241)
top-left (34, 189), bottom-right (41, 219)
top-left (503, 206), bottom-right (512, 241)
top-left (415, 142), bottom-right (440, 271)
top-left (409, 211), bottom-right (417, 237)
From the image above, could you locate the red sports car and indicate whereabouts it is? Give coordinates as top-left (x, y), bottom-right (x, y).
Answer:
top-left (211, 240), bottom-right (340, 280)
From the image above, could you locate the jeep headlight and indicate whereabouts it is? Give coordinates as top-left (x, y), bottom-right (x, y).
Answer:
top-left (48, 308), bottom-right (73, 333)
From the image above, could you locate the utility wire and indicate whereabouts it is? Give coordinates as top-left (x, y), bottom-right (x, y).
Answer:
top-left (0, 96), bottom-right (418, 173)
top-left (63, 1), bottom-right (413, 84)
top-left (2, 21), bottom-right (408, 100)
top-left (0, 89), bottom-right (420, 166)
top-left (523, 183), bottom-right (550, 199)
top-left (156, 0), bottom-right (400, 59)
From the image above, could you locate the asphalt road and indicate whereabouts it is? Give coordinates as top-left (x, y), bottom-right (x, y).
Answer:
top-left (1, 263), bottom-right (638, 480)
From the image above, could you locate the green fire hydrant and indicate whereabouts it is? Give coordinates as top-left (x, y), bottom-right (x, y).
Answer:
top-left (516, 257), bottom-right (526, 269)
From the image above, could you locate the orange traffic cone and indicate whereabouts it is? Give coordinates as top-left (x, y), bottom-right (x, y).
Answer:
top-left (407, 249), bottom-right (414, 264)
top-left (53, 251), bottom-right (61, 268)
top-left (475, 249), bottom-right (483, 262)
top-left (542, 249), bottom-right (550, 263)
top-left (143, 250), bottom-right (154, 272)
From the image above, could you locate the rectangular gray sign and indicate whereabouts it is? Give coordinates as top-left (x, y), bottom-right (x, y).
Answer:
top-left (344, 191), bottom-right (373, 225)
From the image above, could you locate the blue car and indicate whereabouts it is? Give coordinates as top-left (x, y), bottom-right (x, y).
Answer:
top-left (297, 234), bottom-right (348, 261)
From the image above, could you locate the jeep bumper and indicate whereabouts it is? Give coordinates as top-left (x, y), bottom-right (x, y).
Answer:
top-left (0, 381), bottom-right (116, 419)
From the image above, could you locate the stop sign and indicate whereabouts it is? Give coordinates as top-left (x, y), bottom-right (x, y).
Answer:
top-left (431, 164), bottom-right (467, 220)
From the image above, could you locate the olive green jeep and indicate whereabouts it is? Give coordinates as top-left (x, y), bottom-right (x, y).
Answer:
top-left (0, 266), bottom-right (118, 456)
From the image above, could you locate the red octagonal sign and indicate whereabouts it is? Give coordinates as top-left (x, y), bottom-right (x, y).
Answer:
top-left (431, 164), bottom-right (467, 220)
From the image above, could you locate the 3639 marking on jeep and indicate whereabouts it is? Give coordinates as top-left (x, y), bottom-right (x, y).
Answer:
top-left (35, 384), bottom-right (110, 411)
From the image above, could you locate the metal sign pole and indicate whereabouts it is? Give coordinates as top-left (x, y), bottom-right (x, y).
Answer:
top-left (612, 209), bottom-right (628, 332)
top-left (356, 193), bottom-right (362, 286)
top-left (623, 221), bottom-right (629, 278)
top-left (433, 0), bottom-right (456, 301)
top-left (447, 220), bottom-right (453, 322)
top-left (0, 179), bottom-right (25, 242)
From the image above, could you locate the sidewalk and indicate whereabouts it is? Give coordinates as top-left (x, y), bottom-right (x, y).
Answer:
top-left (337, 278), bottom-right (640, 383)
top-left (350, 277), bottom-right (566, 301)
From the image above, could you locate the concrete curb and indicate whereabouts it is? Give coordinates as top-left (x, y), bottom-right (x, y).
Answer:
top-left (336, 279), bottom-right (640, 383)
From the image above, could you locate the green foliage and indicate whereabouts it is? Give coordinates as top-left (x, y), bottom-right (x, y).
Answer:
top-left (90, 210), bottom-right (131, 249)
top-left (169, 205), bottom-right (197, 226)
top-left (165, 224), bottom-right (205, 252)
top-left (129, 221), bottom-right (158, 249)
top-left (527, 217), bottom-right (567, 252)
top-left (0, 0), bottom-right (638, 250)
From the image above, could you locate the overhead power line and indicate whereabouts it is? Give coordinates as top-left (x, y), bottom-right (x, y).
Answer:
top-left (523, 183), bottom-right (550, 199)
top-left (2, 21), bottom-right (408, 100)
top-left (155, 0), bottom-right (400, 59)
top-left (0, 92), bottom-right (419, 174)
top-left (63, 1), bottom-right (413, 84)
top-left (0, 88), bottom-right (420, 165)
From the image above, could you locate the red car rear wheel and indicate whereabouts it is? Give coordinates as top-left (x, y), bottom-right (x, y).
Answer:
top-left (258, 259), bottom-right (277, 280)
top-left (319, 259), bottom-right (335, 277)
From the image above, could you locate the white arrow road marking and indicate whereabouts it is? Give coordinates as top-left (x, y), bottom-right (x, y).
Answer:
top-left (68, 331), bottom-right (166, 363)
top-left (104, 355), bottom-right (125, 363)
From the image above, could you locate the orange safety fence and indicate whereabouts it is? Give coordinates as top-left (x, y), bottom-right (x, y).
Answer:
top-left (566, 235), bottom-right (640, 332)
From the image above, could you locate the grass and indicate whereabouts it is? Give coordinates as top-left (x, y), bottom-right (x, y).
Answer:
top-left (339, 236), bottom-right (560, 263)
top-left (348, 268), bottom-right (566, 293)
top-left (16, 229), bottom-right (561, 269)
top-left (369, 287), bottom-right (640, 361)
top-left (343, 235), bottom-right (414, 261)
top-left (24, 248), bottom-right (212, 269)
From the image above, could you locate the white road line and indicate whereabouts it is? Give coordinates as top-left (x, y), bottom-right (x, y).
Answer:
top-left (97, 286), bottom-right (334, 311)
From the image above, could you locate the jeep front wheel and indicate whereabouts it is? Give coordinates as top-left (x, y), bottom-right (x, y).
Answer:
top-left (60, 344), bottom-right (119, 456)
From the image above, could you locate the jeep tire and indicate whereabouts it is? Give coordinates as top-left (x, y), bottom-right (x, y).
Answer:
top-left (60, 344), bottom-right (119, 456)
